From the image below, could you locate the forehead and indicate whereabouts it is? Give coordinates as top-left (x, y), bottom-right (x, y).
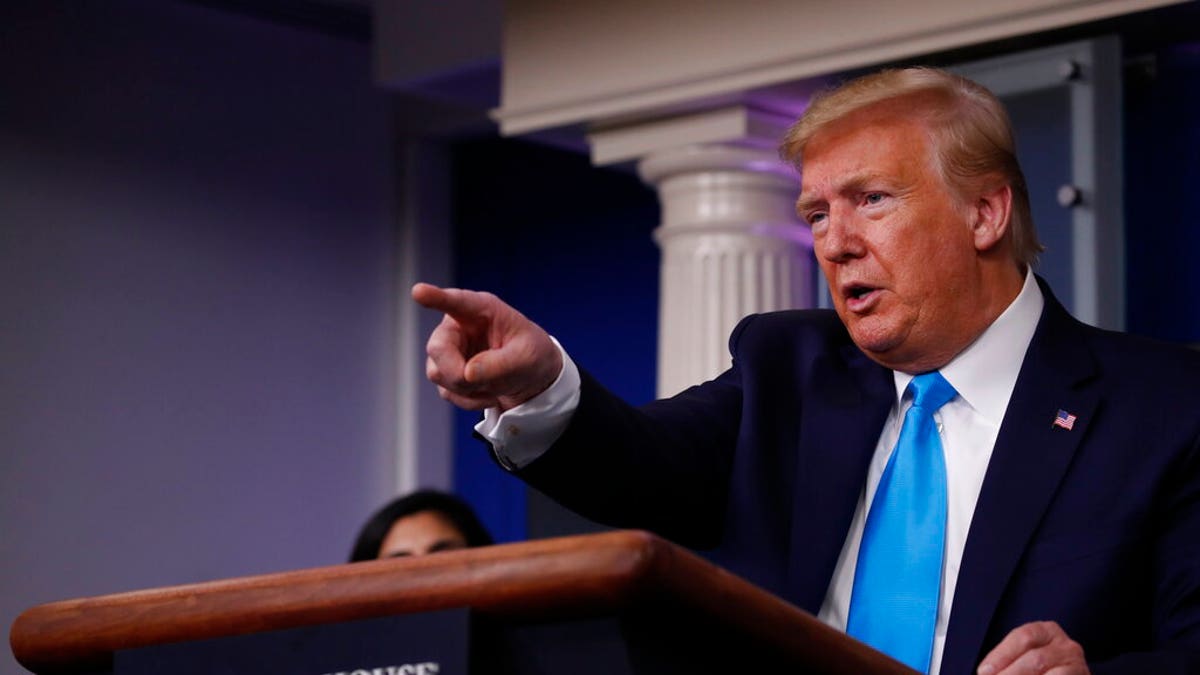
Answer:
top-left (798, 110), bottom-right (936, 197)
top-left (385, 510), bottom-right (463, 542)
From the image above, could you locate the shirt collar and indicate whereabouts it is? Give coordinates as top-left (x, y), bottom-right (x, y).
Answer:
top-left (892, 269), bottom-right (1044, 423)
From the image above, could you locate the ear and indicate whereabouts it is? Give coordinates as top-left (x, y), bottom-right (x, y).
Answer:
top-left (971, 182), bottom-right (1013, 252)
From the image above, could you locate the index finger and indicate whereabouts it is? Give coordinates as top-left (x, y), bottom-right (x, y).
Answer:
top-left (411, 283), bottom-right (493, 321)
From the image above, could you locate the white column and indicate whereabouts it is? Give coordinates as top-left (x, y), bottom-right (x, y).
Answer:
top-left (639, 143), bottom-right (813, 397)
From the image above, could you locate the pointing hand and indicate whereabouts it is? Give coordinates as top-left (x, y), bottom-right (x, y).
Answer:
top-left (412, 283), bottom-right (563, 412)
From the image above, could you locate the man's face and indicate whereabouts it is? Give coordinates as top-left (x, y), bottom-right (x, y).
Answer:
top-left (797, 109), bottom-right (986, 373)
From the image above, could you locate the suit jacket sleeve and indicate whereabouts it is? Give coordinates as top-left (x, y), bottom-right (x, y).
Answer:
top-left (514, 316), bottom-right (755, 548)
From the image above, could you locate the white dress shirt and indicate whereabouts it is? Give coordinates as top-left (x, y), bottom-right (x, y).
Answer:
top-left (817, 271), bottom-right (1043, 674)
top-left (479, 271), bottom-right (1044, 674)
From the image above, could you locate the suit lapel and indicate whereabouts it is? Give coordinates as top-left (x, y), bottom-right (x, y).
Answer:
top-left (939, 289), bottom-right (1101, 674)
top-left (787, 340), bottom-right (894, 612)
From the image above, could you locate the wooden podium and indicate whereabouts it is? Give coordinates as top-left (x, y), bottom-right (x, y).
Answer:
top-left (10, 530), bottom-right (917, 674)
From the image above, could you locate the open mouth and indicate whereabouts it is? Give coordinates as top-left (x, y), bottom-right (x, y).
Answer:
top-left (842, 284), bottom-right (881, 310)
top-left (847, 285), bottom-right (874, 300)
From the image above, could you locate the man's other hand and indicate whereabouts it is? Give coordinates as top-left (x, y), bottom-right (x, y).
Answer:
top-left (412, 283), bottom-right (563, 412)
top-left (977, 621), bottom-right (1089, 675)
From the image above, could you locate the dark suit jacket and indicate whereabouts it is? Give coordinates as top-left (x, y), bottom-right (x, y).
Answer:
top-left (516, 283), bottom-right (1200, 673)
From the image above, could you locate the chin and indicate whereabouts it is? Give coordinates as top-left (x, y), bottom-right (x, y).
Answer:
top-left (846, 319), bottom-right (903, 357)
top-left (848, 327), bottom-right (934, 372)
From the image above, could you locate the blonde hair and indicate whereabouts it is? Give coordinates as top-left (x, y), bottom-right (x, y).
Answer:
top-left (780, 67), bottom-right (1041, 266)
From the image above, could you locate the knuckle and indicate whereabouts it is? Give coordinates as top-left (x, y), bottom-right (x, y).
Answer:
top-left (1027, 621), bottom-right (1055, 644)
top-left (1065, 639), bottom-right (1085, 660)
top-left (1012, 627), bottom-right (1036, 650)
top-left (425, 337), bottom-right (444, 358)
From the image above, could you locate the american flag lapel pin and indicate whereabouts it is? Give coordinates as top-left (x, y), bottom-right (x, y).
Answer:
top-left (1053, 409), bottom-right (1077, 431)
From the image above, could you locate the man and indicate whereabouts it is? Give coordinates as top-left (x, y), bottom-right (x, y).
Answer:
top-left (413, 68), bottom-right (1200, 674)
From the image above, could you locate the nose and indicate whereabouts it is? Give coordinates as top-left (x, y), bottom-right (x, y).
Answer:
top-left (815, 205), bottom-right (865, 263)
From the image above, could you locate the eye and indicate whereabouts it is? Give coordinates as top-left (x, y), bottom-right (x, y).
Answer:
top-left (805, 211), bottom-right (827, 230)
top-left (864, 192), bottom-right (886, 205)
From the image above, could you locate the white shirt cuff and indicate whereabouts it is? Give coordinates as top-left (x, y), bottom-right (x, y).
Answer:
top-left (474, 336), bottom-right (581, 470)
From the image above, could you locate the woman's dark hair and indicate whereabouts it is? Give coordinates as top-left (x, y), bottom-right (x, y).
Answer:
top-left (348, 489), bottom-right (494, 562)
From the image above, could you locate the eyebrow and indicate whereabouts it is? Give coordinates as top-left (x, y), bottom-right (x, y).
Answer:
top-left (796, 171), bottom-right (890, 215)
top-left (795, 193), bottom-right (823, 217)
top-left (427, 539), bottom-right (467, 553)
top-left (383, 538), bottom-right (466, 559)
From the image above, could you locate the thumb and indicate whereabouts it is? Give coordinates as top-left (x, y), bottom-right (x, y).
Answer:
top-left (463, 344), bottom-right (526, 386)
top-left (463, 350), bottom-right (498, 385)
top-left (463, 333), bottom-right (562, 408)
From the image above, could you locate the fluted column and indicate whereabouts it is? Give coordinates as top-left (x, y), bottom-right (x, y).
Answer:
top-left (639, 144), bottom-right (813, 397)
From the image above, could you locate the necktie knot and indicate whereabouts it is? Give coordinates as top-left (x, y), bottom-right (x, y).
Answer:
top-left (908, 371), bottom-right (957, 413)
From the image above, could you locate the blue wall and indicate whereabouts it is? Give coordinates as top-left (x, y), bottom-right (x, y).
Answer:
top-left (449, 137), bottom-right (660, 542)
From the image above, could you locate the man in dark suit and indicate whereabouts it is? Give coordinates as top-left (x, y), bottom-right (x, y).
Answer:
top-left (413, 68), bottom-right (1200, 674)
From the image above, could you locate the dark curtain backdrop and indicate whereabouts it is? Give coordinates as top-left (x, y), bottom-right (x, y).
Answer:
top-left (1125, 42), bottom-right (1200, 345)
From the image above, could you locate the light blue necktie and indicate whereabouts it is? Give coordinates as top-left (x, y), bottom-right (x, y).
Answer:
top-left (847, 371), bottom-right (957, 673)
